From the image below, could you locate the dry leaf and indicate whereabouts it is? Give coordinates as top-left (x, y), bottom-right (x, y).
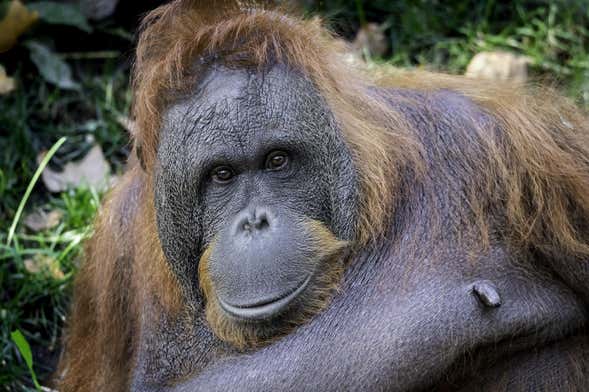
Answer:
top-left (351, 23), bottom-right (388, 59)
top-left (24, 254), bottom-right (64, 280)
top-left (465, 51), bottom-right (531, 83)
top-left (116, 115), bottom-right (137, 135)
top-left (23, 209), bottom-right (63, 231)
top-left (23, 258), bottom-right (42, 274)
top-left (40, 144), bottom-right (111, 192)
top-left (0, 64), bottom-right (15, 94)
top-left (0, 0), bottom-right (39, 52)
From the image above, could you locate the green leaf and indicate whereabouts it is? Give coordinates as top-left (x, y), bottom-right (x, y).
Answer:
top-left (24, 41), bottom-right (80, 90)
top-left (10, 330), bottom-right (41, 390)
top-left (28, 1), bottom-right (92, 33)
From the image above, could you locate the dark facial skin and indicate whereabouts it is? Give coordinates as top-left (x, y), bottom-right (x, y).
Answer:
top-left (132, 84), bottom-right (589, 391)
top-left (153, 65), bottom-right (356, 330)
top-left (211, 207), bottom-right (317, 319)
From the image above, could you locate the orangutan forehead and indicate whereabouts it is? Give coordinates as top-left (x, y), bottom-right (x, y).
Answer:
top-left (160, 64), bottom-right (332, 144)
top-left (188, 65), bottom-right (317, 107)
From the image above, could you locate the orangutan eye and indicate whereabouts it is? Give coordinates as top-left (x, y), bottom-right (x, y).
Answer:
top-left (265, 151), bottom-right (289, 171)
top-left (211, 166), bottom-right (235, 184)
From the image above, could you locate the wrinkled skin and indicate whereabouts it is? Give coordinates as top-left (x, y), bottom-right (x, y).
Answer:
top-left (154, 65), bottom-right (356, 299)
top-left (132, 65), bottom-right (589, 391)
top-left (152, 64), bottom-right (354, 346)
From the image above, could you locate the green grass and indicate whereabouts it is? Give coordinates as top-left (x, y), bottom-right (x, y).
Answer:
top-left (311, 0), bottom-right (589, 108)
top-left (0, 62), bottom-right (131, 229)
top-left (2, 1), bottom-right (589, 390)
top-left (0, 61), bottom-right (130, 390)
top-left (1, 186), bottom-right (101, 390)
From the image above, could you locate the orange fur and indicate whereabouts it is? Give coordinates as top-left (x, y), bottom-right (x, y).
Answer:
top-left (56, 167), bottom-right (141, 391)
top-left (55, 165), bottom-right (184, 391)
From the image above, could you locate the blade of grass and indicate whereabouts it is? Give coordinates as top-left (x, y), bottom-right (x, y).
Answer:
top-left (10, 330), bottom-right (41, 391)
top-left (355, 0), bottom-right (367, 27)
top-left (6, 137), bottom-right (67, 246)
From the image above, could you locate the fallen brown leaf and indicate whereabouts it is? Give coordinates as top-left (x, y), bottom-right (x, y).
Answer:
top-left (23, 254), bottom-right (65, 280)
top-left (0, 0), bottom-right (39, 52)
top-left (465, 51), bottom-right (531, 83)
top-left (23, 209), bottom-right (63, 232)
top-left (0, 64), bottom-right (15, 94)
top-left (40, 144), bottom-right (111, 193)
top-left (351, 23), bottom-right (388, 59)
